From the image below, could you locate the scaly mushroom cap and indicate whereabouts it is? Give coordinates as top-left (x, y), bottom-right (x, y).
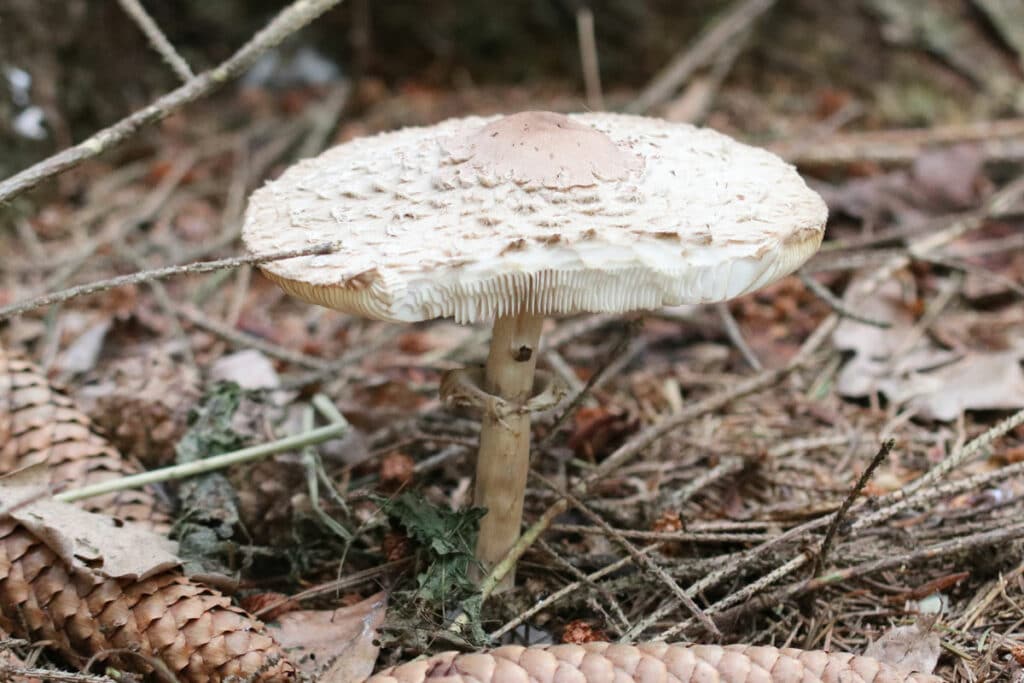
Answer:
top-left (243, 111), bottom-right (827, 323)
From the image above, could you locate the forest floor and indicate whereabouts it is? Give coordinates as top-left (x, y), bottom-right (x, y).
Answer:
top-left (3, 1), bottom-right (1024, 681)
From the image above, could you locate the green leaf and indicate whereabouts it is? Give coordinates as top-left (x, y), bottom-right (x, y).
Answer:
top-left (384, 492), bottom-right (485, 608)
top-left (175, 381), bottom-right (246, 463)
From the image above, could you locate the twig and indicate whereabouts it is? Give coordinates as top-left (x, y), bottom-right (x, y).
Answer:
top-left (55, 421), bottom-right (348, 503)
top-left (531, 471), bottom-right (721, 637)
top-left (0, 663), bottom-right (116, 683)
top-left (546, 314), bottom-right (620, 348)
top-left (550, 524), bottom-right (767, 544)
top-left (589, 315), bottom-right (834, 485)
top-left (738, 522), bottom-right (1024, 617)
top-left (176, 303), bottom-right (334, 370)
top-left (489, 546), bottom-right (655, 640)
top-left (0, 0), bottom-right (345, 203)
top-left (542, 348), bottom-right (586, 396)
top-left (627, 0), bottom-right (775, 114)
top-left (0, 243), bottom-right (335, 321)
top-left (535, 537), bottom-right (631, 632)
top-left (659, 554), bottom-right (810, 640)
top-left (667, 25), bottom-right (753, 124)
top-left (851, 407), bottom-right (1024, 532)
top-left (770, 118), bottom-right (1024, 166)
top-left (576, 6), bottom-right (604, 111)
top-left (252, 558), bottom-right (411, 618)
top-left (922, 253), bottom-right (1024, 298)
top-left (540, 320), bottom-right (639, 447)
top-left (798, 273), bottom-right (892, 328)
top-left (121, 249), bottom-right (198, 368)
top-left (812, 439), bottom-right (892, 576)
top-left (664, 456), bottom-right (745, 510)
top-left (296, 83), bottom-right (351, 159)
top-left (716, 302), bottom-right (762, 370)
top-left (117, 0), bottom-right (194, 82)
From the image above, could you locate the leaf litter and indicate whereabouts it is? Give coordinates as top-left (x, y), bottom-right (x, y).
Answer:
top-left (834, 276), bottom-right (1024, 420)
top-left (4, 9), bottom-right (1024, 679)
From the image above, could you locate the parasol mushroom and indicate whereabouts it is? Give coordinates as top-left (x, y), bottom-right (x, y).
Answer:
top-left (242, 111), bottom-right (827, 591)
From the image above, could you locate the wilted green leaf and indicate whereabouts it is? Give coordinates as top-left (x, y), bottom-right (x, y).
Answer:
top-left (384, 492), bottom-right (486, 641)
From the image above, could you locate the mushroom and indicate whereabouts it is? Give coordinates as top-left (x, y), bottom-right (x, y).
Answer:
top-left (242, 111), bottom-right (827, 590)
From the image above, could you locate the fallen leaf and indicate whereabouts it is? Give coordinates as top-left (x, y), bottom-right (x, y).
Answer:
top-left (835, 276), bottom-right (1024, 420)
top-left (268, 593), bottom-right (386, 682)
top-left (561, 619), bottom-right (605, 644)
top-left (55, 318), bottom-right (111, 377)
top-left (864, 622), bottom-right (940, 675)
top-left (815, 145), bottom-right (988, 228)
top-left (0, 466), bottom-right (179, 580)
top-left (910, 144), bottom-right (987, 210)
top-left (898, 351), bottom-right (1024, 421)
top-left (568, 405), bottom-right (638, 461)
top-left (210, 349), bottom-right (281, 390)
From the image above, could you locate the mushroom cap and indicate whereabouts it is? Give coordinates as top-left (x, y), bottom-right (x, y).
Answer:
top-left (243, 111), bottom-right (827, 323)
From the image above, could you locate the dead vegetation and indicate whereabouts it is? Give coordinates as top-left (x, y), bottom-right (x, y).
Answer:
top-left (3, 0), bottom-right (1024, 681)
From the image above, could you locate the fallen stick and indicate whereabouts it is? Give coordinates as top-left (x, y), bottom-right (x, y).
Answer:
top-left (0, 243), bottom-right (335, 321)
top-left (771, 118), bottom-right (1024, 166)
top-left (627, 0), bottom-right (775, 114)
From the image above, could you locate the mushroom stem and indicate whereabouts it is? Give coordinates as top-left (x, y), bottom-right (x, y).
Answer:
top-left (475, 311), bottom-right (545, 591)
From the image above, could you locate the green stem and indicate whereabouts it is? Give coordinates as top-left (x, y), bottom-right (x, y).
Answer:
top-left (56, 421), bottom-right (348, 504)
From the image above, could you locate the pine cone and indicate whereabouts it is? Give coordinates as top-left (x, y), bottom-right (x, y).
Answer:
top-left (0, 519), bottom-right (295, 683)
top-left (367, 642), bottom-right (941, 683)
top-left (0, 348), bottom-right (171, 532)
top-left (233, 457), bottom-right (306, 544)
top-left (76, 352), bottom-right (200, 468)
top-left (1, 348), bottom-right (300, 680)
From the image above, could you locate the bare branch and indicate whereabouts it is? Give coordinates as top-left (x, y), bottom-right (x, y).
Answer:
top-left (576, 7), bottom-right (604, 111)
top-left (812, 439), bottom-right (892, 575)
top-left (0, 0), bottom-right (345, 203)
top-left (716, 302), bottom-right (762, 370)
top-left (627, 0), bottom-right (775, 114)
top-left (0, 243), bottom-right (336, 321)
top-left (117, 0), bottom-right (194, 82)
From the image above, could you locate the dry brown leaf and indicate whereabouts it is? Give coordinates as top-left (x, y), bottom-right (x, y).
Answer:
top-left (834, 277), bottom-right (1024, 420)
top-left (268, 592), bottom-right (386, 682)
top-left (54, 317), bottom-right (111, 378)
top-left (864, 623), bottom-right (941, 675)
top-left (211, 349), bottom-right (282, 390)
top-left (0, 466), bottom-right (179, 580)
top-left (898, 351), bottom-right (1024, 421)
top-left (818, 145), bottom-right (987, 229)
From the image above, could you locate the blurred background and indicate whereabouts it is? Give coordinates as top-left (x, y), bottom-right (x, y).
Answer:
top-left (3, 0), bottom-right (1023, 178)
